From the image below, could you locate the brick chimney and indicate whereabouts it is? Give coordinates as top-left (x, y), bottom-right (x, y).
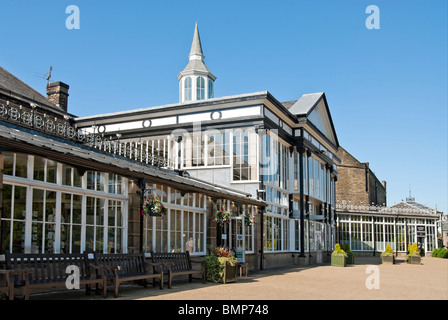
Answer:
top-left (46, 81), bottom-right (69, 112)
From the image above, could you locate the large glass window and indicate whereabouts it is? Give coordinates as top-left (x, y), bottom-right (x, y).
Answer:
top-left (61, 193), bottom-right (82, 253)
top-left (1, 152), bottom-right (128, 254)
top-left (263, 215), bottom-right (289, 252)
top-left (143, 186), bottom-right (206, 255)
top-left (62, 164), bottom-right (82, 188)
top-left (0, 185), bottom-right (26, 253)
top-left (33, 156), bottom-right (57, 184)
top-left (184, 133), bottom-right (204, 167)
top-left (308, 156), bottom-right (314, 198)
top-left (87, 171), bottom-right (106, 192)
top-left (183, 131), bottom-right (232, 168)
top-left (206, 131), bottom-right (230, 166)
top-left (86, 197), bottom-right (105, 252)
top-left (31, 189), bottom-right (57, 253)
top-left (108, 200), bottom-right (124, 253)
top-left (233, 129), bottom-right (257, 181)
top-left (3, 153), bottom-right (27, 178)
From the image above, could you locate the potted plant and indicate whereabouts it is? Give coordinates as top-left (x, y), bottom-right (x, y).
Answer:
top-left (205, 247), bottom-right (238, 284)
top-left (331, 244), bottom-right (347, 267)
top-left (381, 244), bottom-right (395, 264)
top-left (343, 243), bottom-right (355, 264)
top-left (405, 243), bottom-right (421, 265)
top-left (141, 195), bottom-right (167, 217)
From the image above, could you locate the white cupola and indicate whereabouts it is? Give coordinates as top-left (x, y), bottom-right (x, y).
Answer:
top-left (178, 23), bottom-right (216, 103)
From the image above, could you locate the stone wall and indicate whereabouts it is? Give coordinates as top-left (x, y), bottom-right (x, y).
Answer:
top-left (336, 147), bottom-right (386, 206)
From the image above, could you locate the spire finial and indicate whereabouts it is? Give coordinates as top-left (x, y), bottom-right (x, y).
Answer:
top-left (189, 22), bottom-right (204, 59)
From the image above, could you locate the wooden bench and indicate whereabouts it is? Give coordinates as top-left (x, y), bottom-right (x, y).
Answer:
top-left (0, 269), bottom-right (16, 300)
top-left (92, 252), bottom-right (163, 298)
top-left (4, 250), bottom-right (107, 300)
top-left (150, 251), bottom-right (206, 289)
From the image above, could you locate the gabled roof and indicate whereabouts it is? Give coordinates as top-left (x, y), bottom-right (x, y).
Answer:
top-left (288, 92), bottom-right (339, 148)
top-left (288, 92), bottom-right (324, 116)
top-left (0, 66), bottom-right (56, 109)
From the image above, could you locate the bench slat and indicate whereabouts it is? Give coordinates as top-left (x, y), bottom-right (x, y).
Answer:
top-left (4, 250), bottom-right (106, 299)
top-left (150, 251), bottom-right (205, 289)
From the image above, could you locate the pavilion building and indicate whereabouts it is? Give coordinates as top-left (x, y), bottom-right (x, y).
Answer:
top-left (75, 24), bottom-right (341, 268)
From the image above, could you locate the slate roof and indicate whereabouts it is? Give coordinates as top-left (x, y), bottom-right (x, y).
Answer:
top-left (0, 121), bottom-right (265, 207)
top-left (0, 66), bottom-right (56, 109)
top-left (288, 92), bottom-right (324, 116)
top-left (189, 23), bottom-right (203, 57)
top-left (181, 59), bottom-right (212, 74)
top-left (178, 23), bottom-right (216, 80)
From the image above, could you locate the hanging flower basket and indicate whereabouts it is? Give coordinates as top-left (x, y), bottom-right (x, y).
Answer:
top-left (212, 207), bottom-right (232, 225)
top-left (142, 196), bottom-right (167, 217)
top-left (244, 213), bottom-right (255, 226)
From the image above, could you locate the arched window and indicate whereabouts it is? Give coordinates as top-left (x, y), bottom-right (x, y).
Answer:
top-left (196, 77), bottom-right (205, 100)
top-left (208, 79), bottom-right (214, 99)
top-left (184, 77), bottom-right (192, 101)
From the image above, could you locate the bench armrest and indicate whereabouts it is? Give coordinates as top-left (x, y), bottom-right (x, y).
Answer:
top-left (0, 269), bottom-right (13, 275)
top-left (190, 259), bottom-right (206, 270)
top-left (1, 268), bottom-right (32, 287)
top-left (144, 262), bottom-right (165, 274)
top-left (88, 265), bottom-right (109, 277)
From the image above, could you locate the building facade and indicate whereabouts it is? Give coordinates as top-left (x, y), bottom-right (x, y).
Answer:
top-left (335, 147), bottom-right (443, 255)
top-left (336, 196), bottom-right (441, 255)
top-left (0, 65), bottom-right (263, 265)
top-left (75, 24), bottom-right (341, 268)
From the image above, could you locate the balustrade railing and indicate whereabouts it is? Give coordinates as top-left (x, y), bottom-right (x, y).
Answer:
top-left (0, 99), bottom-right (174, 169)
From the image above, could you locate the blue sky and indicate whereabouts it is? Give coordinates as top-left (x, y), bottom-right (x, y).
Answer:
top-left (1, 0), bottom-right (447, 213)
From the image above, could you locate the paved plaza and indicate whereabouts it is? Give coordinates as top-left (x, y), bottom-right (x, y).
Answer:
top-left (26, 255), bottom-right (448, 301)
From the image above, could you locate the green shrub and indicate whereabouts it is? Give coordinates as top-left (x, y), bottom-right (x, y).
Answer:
top-left (432, 248), bottom-right (448, 259)
top-left (407, 243), bottom-right (420, 256)
top-left (342, 243), bottom-right (352, 254)
top-left (205, 254), bottom-right (224, 283)
top-left (381, 243), bottom-right (394, 257)
top-left (405, 243), bottom-right (421, 262)
top-left (332, 244), bottom-right (348, 258)
top-left (205, 248), bottom-right (238, 283)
